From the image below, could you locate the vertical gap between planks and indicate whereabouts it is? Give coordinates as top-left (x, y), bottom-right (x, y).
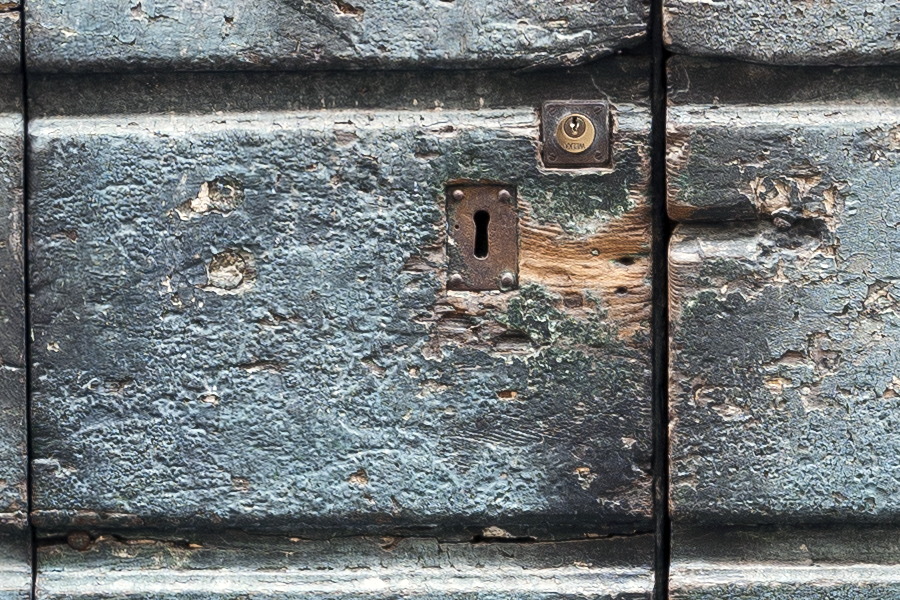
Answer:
top-left (18, 2), bottom-right (36, 597)
top-left (649, 0), bottom-right (672, 597)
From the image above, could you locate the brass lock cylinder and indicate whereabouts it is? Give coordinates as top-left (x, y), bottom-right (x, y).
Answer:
top-left (555, 114), bottom-right (595, 154)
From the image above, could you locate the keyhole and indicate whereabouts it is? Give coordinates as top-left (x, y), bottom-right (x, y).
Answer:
top-left (565, 115), bottom-right (584, 137)
top-left (473, 210), bottom-right (490, 259)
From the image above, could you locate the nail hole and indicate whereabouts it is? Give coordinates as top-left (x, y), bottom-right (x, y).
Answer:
top-left (615, 286), bottom-right (628, 295)
top-left (563, 292), bottom-right (583, 307)
top-left (473, 210), bottom-right (490, 259)
top-left (616, 256), bottom-right (635, 266)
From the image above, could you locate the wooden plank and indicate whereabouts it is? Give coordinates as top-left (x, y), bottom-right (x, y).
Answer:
top-left (28, 62), bottom-right (654, 534)
top-left (0, 79), bottom-right (24, 528)
top-left (25, 0), bottom-right (647, 72)
top-left (0, 78), bottom-right (27, 600)
top-left (0, 530), bottom-right (29, 600)
top-left (671, 526), bottom-right (900, 599)
top-left (38, 532), bottom-right (653, 598)
top-left (664, 0), bottom-right (900, 65)
top-left (668, 60), bottom-right (900, 524)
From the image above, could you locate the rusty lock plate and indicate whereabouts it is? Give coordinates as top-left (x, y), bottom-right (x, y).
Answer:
top-left (446, 184), bottom-right (519, 292)
top-left (541, 100), bottom-right (610, 168)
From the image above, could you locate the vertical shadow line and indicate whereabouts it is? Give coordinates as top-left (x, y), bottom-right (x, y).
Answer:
top-left (18, 3), bottom-right (35, 598)
top-left (649, 0), bottom-right (671, 597)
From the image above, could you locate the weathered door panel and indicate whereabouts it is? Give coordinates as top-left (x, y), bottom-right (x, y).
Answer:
top-left (668, 56), bottom-right (900, 524)
top-left (29, 62), bottom-right (654, 538)
top-left (663, 0), bottom-right (900, 65)
top-left (667, 57), bottom-right (900, 597)
top-left (25, 0), bottom-right (649, 72)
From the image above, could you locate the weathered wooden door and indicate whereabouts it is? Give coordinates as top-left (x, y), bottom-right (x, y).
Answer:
top-left (0, 0), bottom-right (896, 598)
top-left (15, 1), bottom-right (660, 598)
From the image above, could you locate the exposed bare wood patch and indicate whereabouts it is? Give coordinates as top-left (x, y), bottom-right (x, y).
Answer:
top-left (518, 199), bottom-right (650, 339)
top-left (665, 129), bottom-right (692, 221)
top-left (174, 176), bottom-right (245, 221)
top-left (202, 249), bottom-right (256, 295)
top-left (408, 188), bottom-right (650, 359)
top-left (333, 0), bottom-right (365, 18)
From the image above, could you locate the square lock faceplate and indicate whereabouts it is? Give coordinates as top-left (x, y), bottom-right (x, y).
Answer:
top-left (541, 100), bottom-right (611, 168)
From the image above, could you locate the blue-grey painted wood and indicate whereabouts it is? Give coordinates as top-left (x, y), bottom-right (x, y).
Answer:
top-left (0, 11), bottom-right (19, 73)
top-left (37, 532), bottom-right (653, 599)
top-left (671, 526), bottom-right (900, 599)
top-left (28, 63), bottom-right (654, 535)
top-left (0, 78), bottom-right (27, 600)
top-left (664, 0), bottom-right (900, 65)
top-left (25, 0), bottom-right (648, 72)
